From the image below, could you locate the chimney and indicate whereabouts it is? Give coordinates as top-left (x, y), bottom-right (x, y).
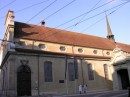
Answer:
top-left (41, 20), bottom-right (45, 26)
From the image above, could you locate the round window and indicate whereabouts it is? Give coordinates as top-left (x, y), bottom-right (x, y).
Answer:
top-left (78, 48), bottom-right (83, 53)
top-left (60, 46), bottom-right (66, 51)
top-left (39, 44), bottom-right (46, 49)
top-left (106, 52), bottom-right (110, 55)
top-left (93, 50), bottom-right (97, 54)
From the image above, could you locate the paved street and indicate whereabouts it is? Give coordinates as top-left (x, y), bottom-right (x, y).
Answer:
top-left (0, 90), bottom-right (128, 97)
top-left (58, 90), bottom-right (128, 97)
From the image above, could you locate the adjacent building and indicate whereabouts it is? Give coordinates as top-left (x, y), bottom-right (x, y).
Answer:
top-left (0, 10), bottom-right (130, 97)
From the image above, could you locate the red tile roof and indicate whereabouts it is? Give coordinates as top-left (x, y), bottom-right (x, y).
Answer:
top-left (14, 21), bottom-right (130, 52)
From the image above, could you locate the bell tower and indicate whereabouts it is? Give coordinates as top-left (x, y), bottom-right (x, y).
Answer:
top-left (106, 16), bottom-right (115, 42)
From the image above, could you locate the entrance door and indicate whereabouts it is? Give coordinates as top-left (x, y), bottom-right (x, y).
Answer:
top-left (17, 65), bottom-right (31, 96)
top-left (117, 69), bottom-right (129, 89)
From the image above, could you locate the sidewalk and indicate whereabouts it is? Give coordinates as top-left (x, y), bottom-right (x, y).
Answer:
top-left (53, 90), bottom-right (128, 97)
top-left (0, 90), bottom-right (128, 97)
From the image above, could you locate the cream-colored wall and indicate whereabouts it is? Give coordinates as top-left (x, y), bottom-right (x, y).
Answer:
top-left (6, 53), bottom-right (113, 96)
top-left (14, 38), bottom-right (112, 57)
top-left (81, 59), bottom-right (112, 91)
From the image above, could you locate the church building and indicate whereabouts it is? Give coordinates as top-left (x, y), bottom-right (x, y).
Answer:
top-left (0, 10), bottom-right (130, 97)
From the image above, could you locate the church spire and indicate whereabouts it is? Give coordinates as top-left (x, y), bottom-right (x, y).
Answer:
top-left (106, 15), bottom-right (115, 42)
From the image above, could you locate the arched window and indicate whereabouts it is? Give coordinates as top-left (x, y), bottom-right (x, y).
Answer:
top-left (104, 64), bottom-right (109, 79)
top-left (88, 64), bottom-right (94, 80)
top-left (68, 62), bottom-right (75, 81)
top-left (44, 61), bottom-right (53, 82)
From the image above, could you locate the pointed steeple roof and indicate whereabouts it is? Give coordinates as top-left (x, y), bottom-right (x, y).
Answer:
top-left (106, 15), bottom-right (115, 42)
top-left (106, 16), bottom-right (113, 36)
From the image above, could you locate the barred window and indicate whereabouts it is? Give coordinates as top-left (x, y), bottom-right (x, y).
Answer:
top-left (68, 62), bottom-right (75, 81)
top-left (44, 61), bottom-right (53, 82)
top-left (88, 64), bottom-right (94, 80)
top-left (104, 64), bottom-right (109, 79)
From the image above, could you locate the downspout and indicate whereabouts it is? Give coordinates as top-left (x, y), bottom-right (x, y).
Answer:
top-left (80, 58), bottom-right (84, 84)
top-left (5, 65), bottom-right (7, 96)
top-left (2, 68), bottom-right (5, 95)
top-left (72, 45), bottom-right (77, 93)
top-left (37, 55), bottom-right (40, 96)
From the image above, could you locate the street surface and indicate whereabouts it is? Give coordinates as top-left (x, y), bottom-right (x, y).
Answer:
top-left (58, 90), bottom-right (128, 97)
top-left (0, 90), bottom-right (128, 97)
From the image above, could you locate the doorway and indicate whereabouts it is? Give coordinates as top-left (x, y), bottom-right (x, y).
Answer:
top-left (117, 69), bottom-right (129, 89)
top-left (17, 65), bottom-right (31, 96)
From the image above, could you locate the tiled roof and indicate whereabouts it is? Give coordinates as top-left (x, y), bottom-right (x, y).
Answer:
top-left (116, 42), bottom-right (130, 52)
top-left (14, 21), bottom-right (130, 52)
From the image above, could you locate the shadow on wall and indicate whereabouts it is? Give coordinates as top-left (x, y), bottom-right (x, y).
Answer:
top-left (78, 59), bottom-right (113, 92)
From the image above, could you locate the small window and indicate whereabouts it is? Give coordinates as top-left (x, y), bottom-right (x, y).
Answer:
top-left (93, 50), bottom-right (97, 54)
top-left (18, 41), bottom-right (25, 46)
top-left (60, 46), bottom-right (66, 51)
top-left (78, 48), bottom-right (83, 53)
top-left (39, 44), bottom-right (46, 49)
top-left (106, 52), bottom-right (110, 55)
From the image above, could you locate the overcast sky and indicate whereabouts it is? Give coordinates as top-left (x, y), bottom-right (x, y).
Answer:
top-left (0, 0), bottom-right (130, 44)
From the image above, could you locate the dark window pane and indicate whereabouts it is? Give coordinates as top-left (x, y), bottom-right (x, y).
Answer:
top-left (39, 44), bottom-right (46, 49)
top-left (44, 61), bottom-right (53, 82)
top-left (104, 64), bottom-right (109, 79)
top-left (68, 62), bottom-right (75, 81)
top-left (93, 50), bottom-right (97, 54)
top-left (78, 48), bottom-right (83, 53)
top-left (88, 64), bottom-right (94, 80)
top-left (60, 46), bottom-right (66, 51)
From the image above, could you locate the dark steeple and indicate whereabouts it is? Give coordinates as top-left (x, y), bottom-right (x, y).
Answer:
top-left (106, 15), bottom-right (115, 42)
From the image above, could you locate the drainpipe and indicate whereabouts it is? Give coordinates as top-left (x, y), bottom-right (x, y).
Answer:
top-left (37, 55), bottom-right (40, 96)
top-left (5, 65), bottom-right (7, 96)
top-left (80, 58), bottom-right (84, 84)
top-left (2, 68), bottom-right (5, 95)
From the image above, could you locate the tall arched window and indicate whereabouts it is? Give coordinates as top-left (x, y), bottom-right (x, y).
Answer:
top-left (68, 62), bottom-right (75, 81)
top-left (44, 61), bottom-right (53, 82)
top-left (104, 64), bottom-right (109, 79)
top-left (88, 64), bottom-right (94, 80)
